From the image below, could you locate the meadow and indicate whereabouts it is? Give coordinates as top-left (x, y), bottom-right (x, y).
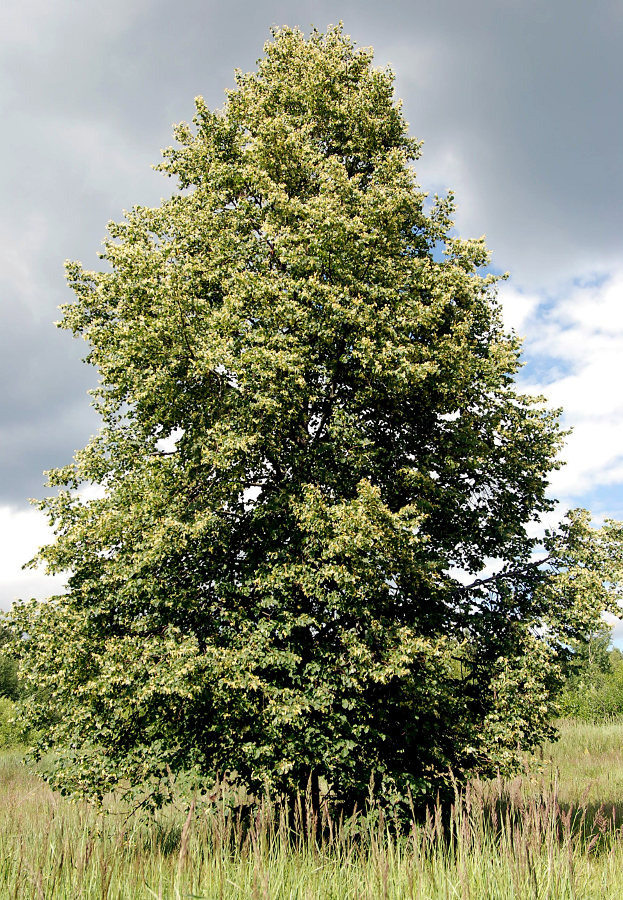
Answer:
top-left (1, 721), bottom-right (623, 897)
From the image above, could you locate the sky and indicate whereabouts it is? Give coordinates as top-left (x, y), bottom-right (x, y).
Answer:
top-left (2, 0), bottom-right (623, 637)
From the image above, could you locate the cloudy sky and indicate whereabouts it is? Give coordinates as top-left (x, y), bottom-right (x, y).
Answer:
top-left (2, 0), bottom-right (622, 635)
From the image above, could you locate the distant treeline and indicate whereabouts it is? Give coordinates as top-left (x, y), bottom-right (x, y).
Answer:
top-left (0, 628), bottom-right (29, 748)
top-left (559, 628), bottom-right (623, 721)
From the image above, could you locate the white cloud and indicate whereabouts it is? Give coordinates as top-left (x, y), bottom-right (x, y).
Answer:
top-left (511, 269), bottom-right (623, 508)
top-left (0, 505), bottom-right (66, 611)
top-left (605, 612), bottom-right (623, 645)
top-left (498, 283), bottom-right (541, 336)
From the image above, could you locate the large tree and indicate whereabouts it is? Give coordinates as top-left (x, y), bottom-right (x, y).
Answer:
top-left (8, 26), bottom-right (622, 809)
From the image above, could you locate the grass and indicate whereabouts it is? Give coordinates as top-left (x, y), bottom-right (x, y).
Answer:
top-left (2, 722), bottom-right (623, 897)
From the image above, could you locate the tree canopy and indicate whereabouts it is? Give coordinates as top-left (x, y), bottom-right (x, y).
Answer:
top-left (7, 25), bottom-right (623, 811)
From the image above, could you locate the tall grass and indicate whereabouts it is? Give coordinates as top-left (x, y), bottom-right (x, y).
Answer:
top-left (2, 721), bottom-right (623, 897)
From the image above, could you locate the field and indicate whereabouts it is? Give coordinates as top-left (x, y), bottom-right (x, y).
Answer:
top-left (2, 721), bottom-right (623, 898)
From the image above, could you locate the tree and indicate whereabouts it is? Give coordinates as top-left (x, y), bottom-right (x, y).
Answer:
top-left (0, 627), bottom-right (20, 702)
top-left (7, 26), bottom-right (623, 810)
top-left (558, 622), bottom-right (623, 721)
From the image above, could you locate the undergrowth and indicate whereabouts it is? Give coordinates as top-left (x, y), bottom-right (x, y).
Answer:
top-left (2, 720), bottom-right (623, 897)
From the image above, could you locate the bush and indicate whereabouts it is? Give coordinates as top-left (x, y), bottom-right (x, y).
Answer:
top-left (0, 654), bottom-right (20, 702)
top-left (559, 650), bottom-right (623, 721)
top-left (0, 697), bottom-right (29, 749)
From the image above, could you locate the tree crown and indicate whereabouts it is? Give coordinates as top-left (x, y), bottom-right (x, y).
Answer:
top-left (6, 25), bottom-right (622, 812)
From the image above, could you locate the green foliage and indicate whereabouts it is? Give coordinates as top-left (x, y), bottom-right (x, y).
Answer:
top-left (0, 698), bottom-right (28, 749)
top-left (0, 627), bottom-right (20, 703)
top-left (0, 654), bottom-right (19, 703)
top-left (6, 26), bottom-right (623, 810)
top-left (559, 628), bottom-right (623, 721)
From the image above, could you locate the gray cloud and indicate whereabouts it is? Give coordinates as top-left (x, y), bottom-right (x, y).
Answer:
top-left (1, 0), bottom-right (621, 508)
